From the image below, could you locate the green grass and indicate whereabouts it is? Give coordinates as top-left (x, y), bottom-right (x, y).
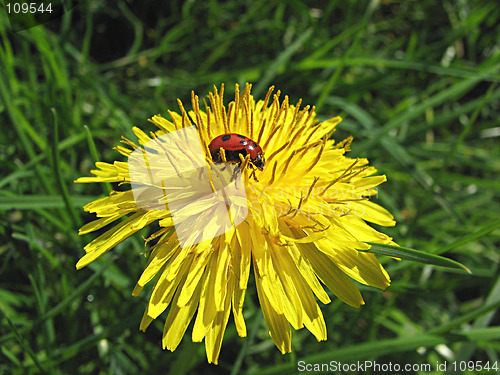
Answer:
top-left (1, 1), bottom-right (499, 374)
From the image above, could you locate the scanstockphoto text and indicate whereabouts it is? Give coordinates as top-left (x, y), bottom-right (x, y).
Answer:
top-left (246, 183), bottom-right (381, 219)
top-left (297, 360), bottom-right (500, 373)
top-left (129, 182), bottom-right (381, 220)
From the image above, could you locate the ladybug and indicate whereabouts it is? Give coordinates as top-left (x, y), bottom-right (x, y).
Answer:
top-left (208, 134), bottom-right (265, 172)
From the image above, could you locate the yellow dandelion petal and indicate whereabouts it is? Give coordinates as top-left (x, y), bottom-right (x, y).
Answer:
top-left (162, 273), bottom-right (201, 352)
top-left (251, 231), bottom-right (285, 316)
top-left (131, 126), bottom-right (152, 145)
top-left (135, 231), bottom-right (178, 290)
top-left (205, 279), bottom-right (233, 364)
top-left (144, 251), bottom-right (189, 320)
top-left (299, 242), bottom-right (364, 308)
top-left (324, 246), bottom-right (391, 290)
top-left (176, 246), bottom-right (213, 307)
top-left (282, 242), bottom-right (332, 305)
top-left (192, 254), bottom-right (219, 342)
top-left (234, 221), bottom-right (252, 291)
top-left (348, 200), bottom-right (396, 226)
top-left (255, 271), bottom-right (292, 354)
top-left (76, 210), bottom-right (164, 269)
top-left (78, 211), bottom-right (131, 235)
top-left (232, 284), bottom-right (247, 337)
top-left (76, 83), bottom-right (398, 364)
top-left (213, 240), bottom-right (231, 311)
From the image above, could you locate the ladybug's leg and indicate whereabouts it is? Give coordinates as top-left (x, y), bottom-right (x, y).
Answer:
top-left (233, 169), bottom-right (240, 190)
top-left (222, 155), bottom-right (240, 185)
top-left (240, 157), bottom-right (259, 182)
top-left (249, 166), bottom-right (259, 182)
top-left (230, 165), bottom-right (241, 183)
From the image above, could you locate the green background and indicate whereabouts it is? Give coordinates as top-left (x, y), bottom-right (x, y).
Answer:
top-left (1, 1), bottom-right (499, 374)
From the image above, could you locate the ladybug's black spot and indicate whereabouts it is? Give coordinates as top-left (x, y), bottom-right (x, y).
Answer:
top-left (221, 135), bottom-right (231, 141)
top-left (252, 143), bottom-right (258, 147)
top-left (237, 134), bottom-right (246, 139)
top-left (239, 140), bottom-right (246, 144)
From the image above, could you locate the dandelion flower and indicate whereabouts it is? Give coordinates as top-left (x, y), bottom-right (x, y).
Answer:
top-left (76, 83), bottom-right (397, 364)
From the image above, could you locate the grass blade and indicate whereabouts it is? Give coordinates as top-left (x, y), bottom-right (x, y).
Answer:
top-left (0, 195), bottom-right (98, 210)
top-left (51, 108), bottom-right (81, 228)
top-left (439, 219), bottom-right (500, 254)
top-left (83, 125), bottom-right (113, 193)
top-left (0, 306), bottom-right (47, 374)
top-left (363, 242), bottom-right (471, 273)
top-left (253, 28), bottom-right (314, 97)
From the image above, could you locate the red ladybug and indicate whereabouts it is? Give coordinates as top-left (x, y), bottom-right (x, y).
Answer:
top-left (208, 133), bottom-right (265, 171)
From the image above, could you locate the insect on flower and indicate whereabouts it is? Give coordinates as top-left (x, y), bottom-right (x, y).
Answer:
top-left (209, 133), bottom-right (265, 181)
top-left (75, 83), bottom-right (397, 364)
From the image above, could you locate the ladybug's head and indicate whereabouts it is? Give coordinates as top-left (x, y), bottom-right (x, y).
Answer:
top-left (245, 141), bottom-right (265, 171)
top-left (251, 153), bottom-right (265, 171)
